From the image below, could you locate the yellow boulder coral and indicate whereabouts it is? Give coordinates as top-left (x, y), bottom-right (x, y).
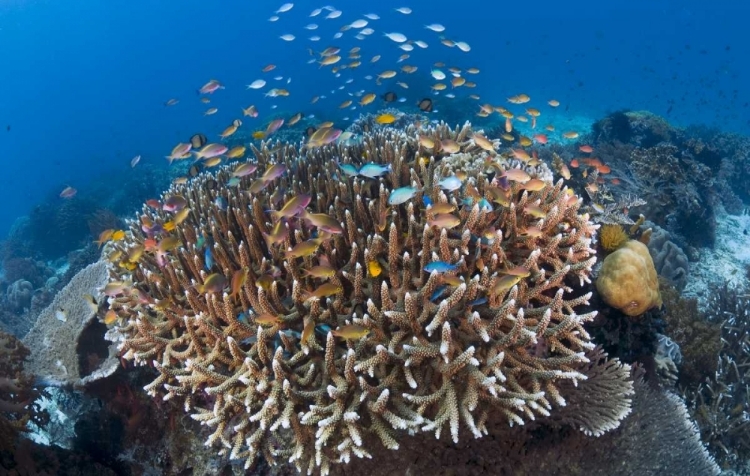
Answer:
top-left (596, 240), bottom-right (662, 317)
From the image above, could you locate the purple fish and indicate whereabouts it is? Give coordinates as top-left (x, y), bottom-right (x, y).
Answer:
top-left (261, 164), bottom-right (287, 181)
top-left (198, 79), bottom-right (223, 94)
top-left (194, 143), bottom-right (228, 160)
top-left (163, 195), bottom-right (188, 212)
top-left (266, 118), bottom-right (285, 135)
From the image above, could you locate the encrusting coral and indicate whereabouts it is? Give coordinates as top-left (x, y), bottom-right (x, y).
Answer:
top-left (104, 121), bottom-right (625, 473)
top-left (596, 240), bottom-right (662, 317)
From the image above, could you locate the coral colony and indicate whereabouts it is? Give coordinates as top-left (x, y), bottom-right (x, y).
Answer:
top-left (103, 122), bottom-right (633, 473)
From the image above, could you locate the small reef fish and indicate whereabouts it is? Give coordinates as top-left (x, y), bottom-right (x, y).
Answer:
top-left (230, 268), bottom-right (249, 301)
top-left (196, 273), bottom-right (227, 294)
top-left (233, 163), bottom-right (257, 177)
top-left (204, 247), bottom-right (214, 270)
top-left (427, 203), bottom-right (456, 214)
top-left (193, 143), bottom-right (227, 160)
top-left (375, 113), bottom-right (398, 124)
top-left (358, 163), bottom-right (391, 178)
top-left (254, 313), bottom-right (282, 326)
top-left (166, 143), bottom-right (192, 163)
top-left (503, 266), bottom-right (531, 277)
top-left (284, 239), bottom-right (322, 259)
top-left (163, 195), bottom-right (188, 212)
top-left (305, 282), bottom-right (342, 300)
top-left (438, 176), bottom-right (462, 192)
top-left (388, 186), bottom-right (419, 205)
top-left (55, 308), bottom-right (67, 322)
top-left (265, 118), bottom-right (285, 136)
top-left (82, 294), bottom-right (98, 313)
top-left (491, 274), bottom-right (522, 297)
top-left (242, 105), bottom-right (259, 117)
top-left (301, 265), bottom-right (336, 279)
top-left (332, 325), bottom-right (370, 340)
top-left (428, 213), bottom-right (461, 229)
top-left (424, 261), bottom-right (458, 273)
top-left (272, 194), bottom-right (311, 220)
top-left (103, 281), bottom-right (131, 297)
top-left (60, 186), bottom-right (77, 198)
top-left (367, 259), bottom-right (382, 277)
top-left (338, 162), bottom-right (359, 177)
top-left (103, 310), bottom-right (118, 325)
top-left (301, 211), bottom-right (344, 234)
top-left (198, 79), bottom-right (223, 94)
top-left (226, 146), bottom-right (245, 158)
top-left (261, 164), bottom-right (287, 181)
top-left (263, 218), bottom-right (289, 247)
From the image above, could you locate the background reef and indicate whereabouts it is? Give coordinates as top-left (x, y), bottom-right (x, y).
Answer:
top-left (4, 107), bottom-right (750, 474)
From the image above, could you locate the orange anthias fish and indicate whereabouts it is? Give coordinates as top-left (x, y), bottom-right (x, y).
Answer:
top-left (230, 268), bottom-right (249, 302)
top-left (305, 282), bottom-right (342, 301)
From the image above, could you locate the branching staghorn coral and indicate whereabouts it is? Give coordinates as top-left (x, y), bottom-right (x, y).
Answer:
top-left (105, 121), bottom-right (613, 474)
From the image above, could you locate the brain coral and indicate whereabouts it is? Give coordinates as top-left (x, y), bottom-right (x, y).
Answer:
top-left (596, 240), bottom-right (662, 317)
top-left (106, 122), bottom-right (608, 473)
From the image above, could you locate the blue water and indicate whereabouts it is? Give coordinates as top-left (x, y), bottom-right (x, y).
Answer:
top-left (0, 0), bottom-right (747, 238)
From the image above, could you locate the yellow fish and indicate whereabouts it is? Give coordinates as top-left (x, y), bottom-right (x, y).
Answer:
top-left (111, 230), bottom-right (125, 241)
top-left (255, 274), bottom-right (274, 291)
top-left (254, 313), bottom-right (282, 326)
top-left (359, 93), bottom-right (376, 106)
top-left (375, 113), bottom-right (398, 124)
top-left (491, 274), bottom-right (522, 297)
top-left (332, 325), bottom-right (370, 340)
top-left (367, 259), bottom-right (382, 277)
top-left (127, 245), bottom-right (144, 263)
top-left (252, 131), bottom-right (266, 140)
top-left (219, 124), bottom-right (238, 139)
top-left (226, 146), bottom-right (246, 159)
top-left (284, 239), bottom-right (322, 259)
top-left (306, 282), bottom-right (342, 300)
top-left (173, 207), bottom-right (190, 226)
top-left (103, 310), bottom-right (118, 325)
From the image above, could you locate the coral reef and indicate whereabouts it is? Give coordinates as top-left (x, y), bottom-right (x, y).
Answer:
top-left (598, 224), bottom-right (629, 251)
top-left (5, 280), bottom-right (33, 313)
top-left (587, 110), bottom-right (750, 253)
top-left (1, 257), bottom-right (53, 289)
top-left (104, 122), bottom-right (631, 473)
top-left (596, 240), bottom-right (662, 317)
top-left (331, 369), bottom-right (719, 476)
top-left (685, 282), bottom-right (750, 469)
top-left (22, 261), bottom-right (119, 386)
top-left (653, 333), bottom-right (681, 387)
top-left (644, 222), bottom-right (689, 291)
top-left (659, 282), bottom-right (721, 389)
top-left (0, 330), bottom-right (47, 462)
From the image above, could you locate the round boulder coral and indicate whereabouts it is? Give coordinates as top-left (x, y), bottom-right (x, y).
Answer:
top-left (596, 240), bottom-right (662, 317)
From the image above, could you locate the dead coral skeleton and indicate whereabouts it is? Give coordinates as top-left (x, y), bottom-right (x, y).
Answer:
top-left (105, 121), bottom-right (625, 474)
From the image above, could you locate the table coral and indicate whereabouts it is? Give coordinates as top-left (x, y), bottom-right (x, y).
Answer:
top-left (105, 121), bottom-right (627, 474)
